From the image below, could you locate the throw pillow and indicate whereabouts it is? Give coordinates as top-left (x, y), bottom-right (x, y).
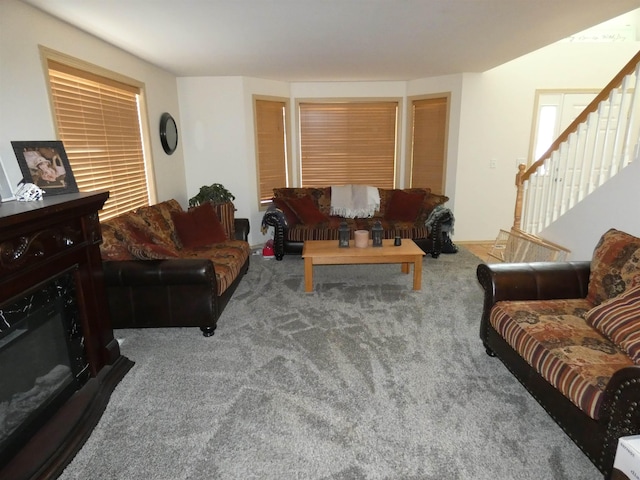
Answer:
top-left (128, 243), bottom-right (180, 260)
top-left (99, 222), bottom-right (135, 261)
top-left (171, 202), bottom-right (227, 248)
top-left (284, 195), bottom-right (329, 224)
top-left (384, 190), bottom-right (426, 222)
top-left (273, 197), bottom-right (299, 227)
top-left (134, 203), bottom-right (180, 250)
top-left (111, 213), bottom-right (157, 245)
top-left (585, 284), bottom-right (640, 364)
top-left (587, 228), bottom-right (640, 305)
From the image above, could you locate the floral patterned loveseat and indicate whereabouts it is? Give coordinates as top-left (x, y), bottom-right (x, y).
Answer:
top-left (99, 199), bottom-right (250, 336)
top-left (477, 228), bottom-right (640, 478)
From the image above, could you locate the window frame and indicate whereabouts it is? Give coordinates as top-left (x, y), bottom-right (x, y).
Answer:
top-left (40, 46), bottom-right (157, 219)
top-left (529, 89), bottom-right (599, 166)
top-left (253, 95), bottom-right (291, 209)
top-left (406, 93), bottom-right (450, 194)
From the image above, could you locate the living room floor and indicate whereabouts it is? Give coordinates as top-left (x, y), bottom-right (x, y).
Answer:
top-left (461, 241), bottom-right (494, 263)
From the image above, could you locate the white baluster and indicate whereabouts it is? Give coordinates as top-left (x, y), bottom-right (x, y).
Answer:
top-left (620, 67), bottom-right (640, 171)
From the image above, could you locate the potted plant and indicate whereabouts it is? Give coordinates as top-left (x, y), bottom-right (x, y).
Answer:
top-left (188, 183), bottom-right (235, 207)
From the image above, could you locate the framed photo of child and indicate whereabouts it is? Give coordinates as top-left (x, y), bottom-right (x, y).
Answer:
top-left (11, 141), bottom-right (78, 196)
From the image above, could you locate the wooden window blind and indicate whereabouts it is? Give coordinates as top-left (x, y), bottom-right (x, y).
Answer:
top-left (299, 102), bottom-right (397, 188)
top-left (47, 60), bottom-right (149, 220)
top-left (410, 96), bottom-right (448, 194)
top-left (255, 99), bottom-right (288, 204)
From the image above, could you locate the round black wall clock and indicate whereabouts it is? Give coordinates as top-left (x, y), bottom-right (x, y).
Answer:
top-left (159, 112), bottom-right (178, 155)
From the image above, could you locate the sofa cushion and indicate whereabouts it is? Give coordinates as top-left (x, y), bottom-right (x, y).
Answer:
top-left (172, 202), bottom-right (228, 248)
top-left (587, 228), bottom-right (640, 305)
top-left (490, 298), bottom-right (633, 419)
top-left (181, 240), bottom-right (251, 295)
top-left (284, 195), bottom-right (329, 224)
top-left (100, 222), bottom-right (135, 261)
top-left (286, 220), bottom-right (430, 243)
top-left (128, 242), bottom-right (180, 260)
top-left (100, 212), bottom-right (158, 261)
top-left (586, 284), bottom-right (640, 364)
top-left (384, 190), bottom-right (426, 222)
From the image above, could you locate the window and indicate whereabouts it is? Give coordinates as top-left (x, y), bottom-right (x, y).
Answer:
top-left (298, 101), bottom-right (398, 187)
top-left (254, 97), bottom-right (289, 206)
top-left (409, 95), bottom-right (448, 194)
top-left (531, 91), bottom-right (598, 163)
top-left (44, 53), bottom-right (152, 220)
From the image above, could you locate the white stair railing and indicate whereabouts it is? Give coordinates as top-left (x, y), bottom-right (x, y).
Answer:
top-left (514, 50), bottom-right (640, 235)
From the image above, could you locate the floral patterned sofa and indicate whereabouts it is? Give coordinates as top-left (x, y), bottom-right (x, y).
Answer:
top-left (477, 228), bottom-right (640, 477)
top-left (99, 199), bottom-right (250, 336)
top-left (261, 186), bottom-right (456, 260)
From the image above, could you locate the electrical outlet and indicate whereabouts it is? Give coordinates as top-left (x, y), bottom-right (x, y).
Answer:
top-left (490, 158), bottom-right (497, 169)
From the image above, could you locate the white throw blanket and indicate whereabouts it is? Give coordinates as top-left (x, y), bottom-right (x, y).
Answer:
top-left (330, 185), bottom-right (380, 218)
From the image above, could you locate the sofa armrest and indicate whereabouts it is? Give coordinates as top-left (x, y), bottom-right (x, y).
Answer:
top-left (261, 204), bottom-right (288, 260)
top-left (477, 261), bottom-right (591, 343)
top-left (102, 259), bottom-right (223, 335)
top-left (234, 218), bottom-right (250, 241)
top-left (477, 261), bottom-right (591, 304)
top-left (103, 258), bottom-right (216, 288)
top-left (598, 366), bottom-right (640, 470)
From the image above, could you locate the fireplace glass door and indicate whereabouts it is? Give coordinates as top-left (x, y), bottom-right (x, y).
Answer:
top-left (0, 270), bottom-right (88, 467)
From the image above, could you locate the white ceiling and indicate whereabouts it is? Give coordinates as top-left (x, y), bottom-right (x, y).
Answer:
top-left (20, 0), bottom-right (640, 82)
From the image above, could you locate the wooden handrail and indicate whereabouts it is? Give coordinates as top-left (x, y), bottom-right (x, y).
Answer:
top-left (512, 164), bottom-right (526, 230)
top-left (520, 49), bottom-right (640, 185)
top-left (514, 49), bottom-right (640, 230)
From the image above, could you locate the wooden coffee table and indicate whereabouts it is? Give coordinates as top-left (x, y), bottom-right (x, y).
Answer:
top-left (301, 239), bottom-right (425, 292)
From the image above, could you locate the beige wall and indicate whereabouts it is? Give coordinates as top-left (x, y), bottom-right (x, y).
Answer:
top-left (0, 0), bottom-right (188, 206)
top-left (452, 42), bottom-right (640, 242)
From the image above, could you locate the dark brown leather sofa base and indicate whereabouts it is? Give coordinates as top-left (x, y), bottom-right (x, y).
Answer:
top-left (103, 217), bottom-right (250, 337)
top-left (104, 256), bottom-right (249, 337)
top-left (477, 261), bottom-right (640, 478)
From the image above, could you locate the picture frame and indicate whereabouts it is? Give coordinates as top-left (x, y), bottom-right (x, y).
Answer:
top-left (0, 155), bottom-right (16, 202)
top-left (11, 141), bottom-right (78, 196)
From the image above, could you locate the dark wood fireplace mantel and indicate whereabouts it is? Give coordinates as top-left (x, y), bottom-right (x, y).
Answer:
top-left (0, 192), bottom-right (134, 480)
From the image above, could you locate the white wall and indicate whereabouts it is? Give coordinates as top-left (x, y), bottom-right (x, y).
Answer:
top-left (177, 76), bottom-right (291, 246)
top-left (177, 77), bottom-right (247, 205)
top-left (179, 42), bottom-right (639, 248)
top-left (0, 0), bottom-right (187, 205)
top-left (449, 42), bottom-right (640, 242)
top-left (541, 159), bottom-right (640, 260)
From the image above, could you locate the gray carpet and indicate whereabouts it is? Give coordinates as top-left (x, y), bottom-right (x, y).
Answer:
top-left (60, 247), bottom-right (601, 479)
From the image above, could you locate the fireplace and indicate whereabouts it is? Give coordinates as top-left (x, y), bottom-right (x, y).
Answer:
top-left (0, 192), bottom-right (133, 480)
top-left (0, 270), bottom-right (89, 469)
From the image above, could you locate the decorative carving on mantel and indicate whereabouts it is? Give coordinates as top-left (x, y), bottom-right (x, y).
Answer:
top-left (0, 224), bottom-right (82, 270)
top-left (0, 236), bottom-right (44, 269)
top-left (86, 212), bottom-right (103, 244)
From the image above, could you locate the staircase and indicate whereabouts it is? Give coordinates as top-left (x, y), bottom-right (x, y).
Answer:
top-left (512, 50), bottom-right (640, 239)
